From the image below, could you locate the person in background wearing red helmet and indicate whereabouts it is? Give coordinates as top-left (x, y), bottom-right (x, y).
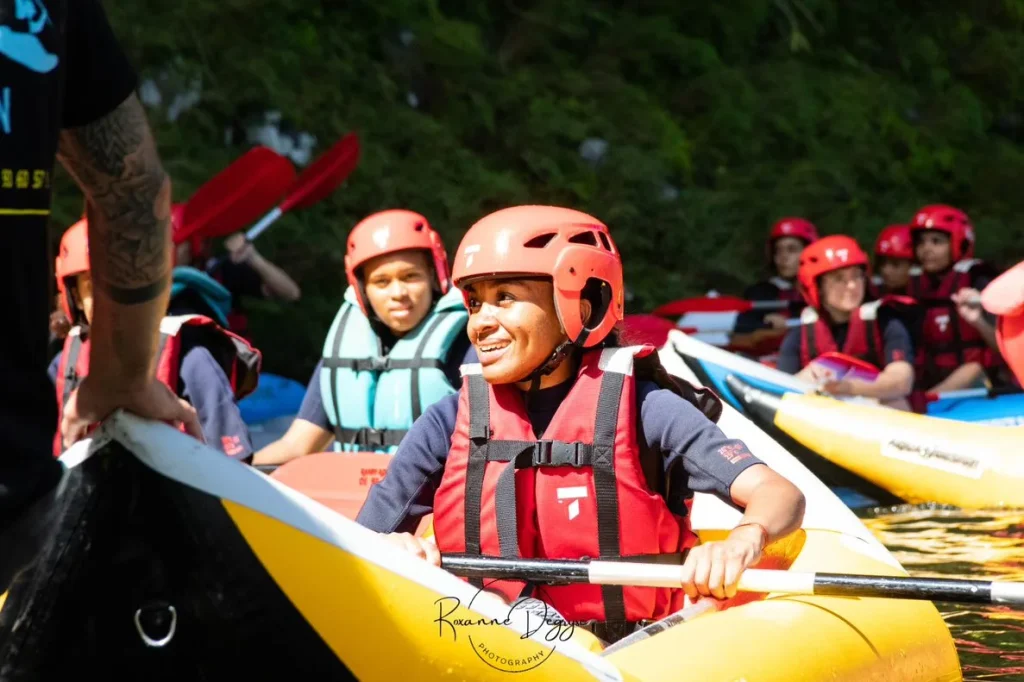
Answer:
top-left (358, 205), bottom-right (805, 641)
top-left (741, 218), bottom-right (820, 332)
top-left (906, 204), bottom-right (1006, 397)
top-left (870, 224), bottom-right (916, 297)
top-left (776, 236), bottom-right (916, 408)
top-left (49, 219), bottom-right (261, 461)
top-left (253, 210), bottom-right (476, 465)
top-left (175, 218), bottom-right (302, 339)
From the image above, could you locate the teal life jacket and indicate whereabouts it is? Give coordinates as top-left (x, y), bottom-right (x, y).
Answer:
top-left (171, 266), bottom-right (232, 328)
top-left (319, 286), bottom-right (468, 453)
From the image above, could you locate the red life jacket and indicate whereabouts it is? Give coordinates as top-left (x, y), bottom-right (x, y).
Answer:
top-left (53, 314), bottom-right (261, 456)
top-left (906, 260), bottom-right (1000, 389)
top-left (797, 301), bottom-right (886, 369)
top-left (433, 346), bottom-right (700, 624)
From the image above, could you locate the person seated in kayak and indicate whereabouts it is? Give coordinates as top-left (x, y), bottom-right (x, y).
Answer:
top-left (358, 205), bottom-right (806, 633)
top-left (869, 224), bottom-right (916, 297)
top-left (252, 210), bottom-right (476, 465)
top-left (175, 211), bottom-right (301, 339)
top-left (906, 204), bottom-right (1007, 396)
top-left (776, 235), bottom-right (916, 408)
top-left (49, 218), bottom-right (261, 460)
top-left (738, 218), bottom-right (819, 334)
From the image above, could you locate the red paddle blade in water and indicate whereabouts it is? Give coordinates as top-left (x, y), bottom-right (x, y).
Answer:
top-left (280, 132), bottom-right (360, 212)
top-left (174, 146), bottom-right (297, 244)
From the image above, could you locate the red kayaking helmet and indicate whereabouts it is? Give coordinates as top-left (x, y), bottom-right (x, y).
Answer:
top-left (874, 224), bottom-right (914, 261)
top-left (344, 209), bottom-right (452, 317)
top-left (55, 218), bottom-right (90, 322)
top-left (909, 204), bottom-right (974, 261)
top-left (797, 235), bottom-right (869, 309)
top-left (452, 205), bottom-right (624, 350)
top-left (767, 217), bottom-right (819, 265)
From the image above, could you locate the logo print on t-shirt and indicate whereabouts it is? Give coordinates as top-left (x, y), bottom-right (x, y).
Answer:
top-left (1, 0), bottom-right (58, 135)
top-left (1, 0), bottom-right (58, 73)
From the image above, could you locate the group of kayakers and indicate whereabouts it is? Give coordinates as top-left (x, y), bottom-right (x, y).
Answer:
top-left (742, 205), bottom-right (1014, 411)
top-left (10, 0), bottom-right (1023, 653)
top-left (43, 185), bottom-right (1024, 639)
top-left (44, 202), bottom-right (805, 631)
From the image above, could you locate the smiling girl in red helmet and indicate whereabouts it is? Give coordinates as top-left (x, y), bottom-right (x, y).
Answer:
top-left (775, 235), bottom-right (916, 408)
top-left (357, 205), bottom-right (805, 640)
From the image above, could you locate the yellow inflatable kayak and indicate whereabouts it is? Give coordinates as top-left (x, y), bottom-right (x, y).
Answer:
top-left (727, 372), bottom-right (1024, 509)
top-left (0, 395), bottom-right (961, 680)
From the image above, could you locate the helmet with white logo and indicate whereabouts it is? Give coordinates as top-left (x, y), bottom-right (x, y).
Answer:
top-left (344, 209), bottom-right (451, 316)
top-left (797, 235), bottom-right (869, 309)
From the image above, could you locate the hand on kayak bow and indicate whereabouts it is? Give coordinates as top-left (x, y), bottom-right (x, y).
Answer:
top-left (678, 524), bottom-right (766, 601)
top-left (383, 531), bottom-right (441, 567)
top-left (61, 375), bottom-right (203, 450)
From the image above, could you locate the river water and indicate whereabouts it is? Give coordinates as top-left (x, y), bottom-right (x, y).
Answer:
top-left (860, 505), bottom-right (1024, 681)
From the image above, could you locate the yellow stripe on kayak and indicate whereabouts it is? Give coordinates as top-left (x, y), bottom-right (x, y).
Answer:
top-left (774, 393), bottom-right (1024, 508)
top-left (222, 500), bottom-right (625, 681)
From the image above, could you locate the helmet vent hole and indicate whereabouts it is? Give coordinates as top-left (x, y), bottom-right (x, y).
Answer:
top-left (414, 222), bottom-right (425, 231)
top-left (524, 233), bottom-right (557, 249)
top-left (598, 232), bottom-right (613, 251)
top-left (568, 231), bottom-right (599, 247)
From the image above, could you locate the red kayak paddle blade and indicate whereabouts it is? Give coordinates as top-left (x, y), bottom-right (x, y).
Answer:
top-left (652, 296), bottom-right (753, 317)
top-left (175, 146), bottom-right (297, 243)
top-left (280, 132), bottom-right (361, 212)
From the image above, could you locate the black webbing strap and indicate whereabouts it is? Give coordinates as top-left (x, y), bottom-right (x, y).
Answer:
top-left (805, 322), bottom-right (818, 361)
top-left (336, 427), bottom-right (408, 448)
top-left (864, 316), bottom-right (879, 365)
top-left (410, 312), bottom-right (453, 422)
top-left (62, 334), bottom-right (83, 408)
top-left (489, 439), bottom-right (596, 560)
top-left (592, 370), bottom-right (627, 624)
top-left (463, 374), bottom-right (490, 588)
top-left (321, 356), bottom-right (444, 372)
top-left (328, 306), bottom-right (352, 436)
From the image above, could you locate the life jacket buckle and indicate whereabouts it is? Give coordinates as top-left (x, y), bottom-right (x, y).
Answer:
top-left (532, 440), bottom-right (586, 468)
top-left (359, 428), bottom-right (387, 446)
top-left (368, 356), bottom-right (391, 372)
top-left (134, 601), bottom-right (177, 648)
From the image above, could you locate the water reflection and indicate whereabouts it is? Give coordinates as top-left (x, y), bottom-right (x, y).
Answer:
top-left (862, 506), bottom-right (1024, 681)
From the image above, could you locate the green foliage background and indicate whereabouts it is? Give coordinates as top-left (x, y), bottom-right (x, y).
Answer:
top-left (50, 0), bottom-right (1024, 380)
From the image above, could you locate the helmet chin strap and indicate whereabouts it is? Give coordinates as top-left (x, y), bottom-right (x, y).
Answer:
top-left (525, 328), bottom-right (592, 394)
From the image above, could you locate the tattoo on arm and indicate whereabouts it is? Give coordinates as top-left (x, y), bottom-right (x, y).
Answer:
top-left (57, 94), bottom-right (171, 304)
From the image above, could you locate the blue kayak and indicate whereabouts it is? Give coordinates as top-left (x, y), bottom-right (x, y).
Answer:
top-left (667, 330), bottom-right (1024, 426)
top-left (239, 372), bottom-right (307, 424)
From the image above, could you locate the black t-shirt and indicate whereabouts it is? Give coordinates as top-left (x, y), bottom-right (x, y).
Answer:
top-left (0, 0), bottom-right (137, 514)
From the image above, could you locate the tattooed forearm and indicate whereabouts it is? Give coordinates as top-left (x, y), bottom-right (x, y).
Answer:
top-left (57, 93), bottom-right (171, 303)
